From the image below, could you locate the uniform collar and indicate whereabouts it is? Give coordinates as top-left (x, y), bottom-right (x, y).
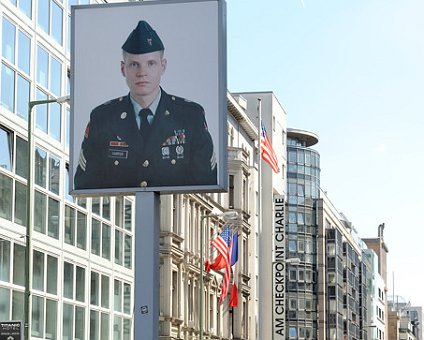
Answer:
top-left (130, 90), bottom-right (162, 117)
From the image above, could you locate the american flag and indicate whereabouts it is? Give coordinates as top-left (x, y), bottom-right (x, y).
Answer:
top-left (212, 227), bottom-right (232, 304)
top-left (260, 120), bottom-right (280, 173)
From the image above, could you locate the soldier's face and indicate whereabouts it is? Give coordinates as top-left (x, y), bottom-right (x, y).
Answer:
top-left (121, 51), bottom-right (167, 103)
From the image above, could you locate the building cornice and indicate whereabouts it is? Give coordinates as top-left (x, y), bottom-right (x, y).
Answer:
top-left (227, 92), bottom-right (258, 141)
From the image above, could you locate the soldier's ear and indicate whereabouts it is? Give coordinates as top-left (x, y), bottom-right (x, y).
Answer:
top-left (120, 61), bottom-right (126, 77)
top-left (161, 58), bottom-right (167, 74)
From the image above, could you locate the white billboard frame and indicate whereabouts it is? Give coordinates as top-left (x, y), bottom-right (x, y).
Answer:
top-left (70, 0), bottom-right (227, 195)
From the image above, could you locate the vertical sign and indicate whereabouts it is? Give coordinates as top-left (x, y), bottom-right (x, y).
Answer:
top-left (273, 195), bottom-right (286, 339)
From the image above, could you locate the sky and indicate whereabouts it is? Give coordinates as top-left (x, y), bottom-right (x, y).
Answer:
top-left (227, 0), bottom-right (424, 308)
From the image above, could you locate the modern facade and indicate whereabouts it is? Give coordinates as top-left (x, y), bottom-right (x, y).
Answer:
top-left (287, 128), bottom-right (377, 340)
top-left (286, 128), bottom-right (320, 339)
top-left (318, 194), bottom-right (371, 340)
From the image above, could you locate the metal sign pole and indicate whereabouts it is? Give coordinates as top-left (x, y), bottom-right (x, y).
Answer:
top-left (134, 192), bottom-right (160, 340)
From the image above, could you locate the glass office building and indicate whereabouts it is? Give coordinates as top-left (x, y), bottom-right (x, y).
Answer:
top-left (0, 0), bottom-right (135, 338)
top-left (286, 128), bottom-right (320, 339)
top-left (286, 128), bottom-right (370, 340)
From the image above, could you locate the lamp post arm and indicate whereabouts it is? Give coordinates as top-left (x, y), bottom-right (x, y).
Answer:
top-left (24, 95), bottom-right (69, 340)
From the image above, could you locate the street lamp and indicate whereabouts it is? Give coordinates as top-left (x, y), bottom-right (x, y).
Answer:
top-left (24, 95), bottom-right (70, 340)
top-left (199, 210), bottom-right (239, 340)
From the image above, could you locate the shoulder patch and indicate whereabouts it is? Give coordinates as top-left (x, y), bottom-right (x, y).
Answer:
top-left (101, 96), bottom-right (125, 107)
top-left (169, 94), bottom-right (203, 110)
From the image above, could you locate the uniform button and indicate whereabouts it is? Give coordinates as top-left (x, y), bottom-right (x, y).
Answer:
top-left (140, 181), bottom-right (147, 187)
top-left (171, 159), bottom-right (176, 165)
top-left (114, 160), bottom-right (119, 166)
top-left (142, 160), bottom-right (149, 167)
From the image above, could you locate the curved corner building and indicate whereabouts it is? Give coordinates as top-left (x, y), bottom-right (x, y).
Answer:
top-left (286, 128), bottom-right (320, 339)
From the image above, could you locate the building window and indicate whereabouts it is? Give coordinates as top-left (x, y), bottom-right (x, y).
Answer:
top-left (64, 205), bottom-right (87, 250)
top-left (63, 303), bottom-right (85, 340)
top-left (90, 271), bottom-right (110, 308)
top-left (91, 219), bottom-right (111, 260)
top-left (15, 136), bottom-right (28, 179)
top-left (35, 89), bottom-right (62, 140)
top-left (102, 224), bottom-right (111, 260)
top-left (0, 127), bottom-right (12, 171)
top-left (172, 271), bottom-right (179, 318)
top-left (91, 219), bottom-right (101, 256)
top-left (242, 176), bottom-right (248, 212)
top-left (289, 327), bottom-right (298, 339)
top-left (14, 181), bottom-right (27, 226)
top-left (0, 239), bottom-right (11, 282)
top-left (36, 47), bottom-right (62, 95)
top-left (37, 0), bottom-right (64, 45)
top-left (0, 240), bottom-right (25, 321)
top-left (113, 316), bottom-right (131, 340)
top-left (35, 147), bottom-right (47, 187)
top-left (0, 172), bottom-right (12, 221)
top-left (1, 18), bottom-right (31, 119)
top-left (115, 197), bottom-right (133, 269)
top-left (229, 175), bottom-right (234, 209)
top-left (89, 310), bottom-right (109, 340)
top-left (31, 251), bottom-right (58, 339)
top-left (6, 0), bottom-right (32, 18)
top-left (1, 64), bottom-right (30, 118)
top-left (34, 46), bottom-right (64, 140)
top-left (12, 243), bottom-right (25, 287)
top-left (33, 190), bottom-right (59, 239)
top-left (113, 279), bottom-right (132, 315)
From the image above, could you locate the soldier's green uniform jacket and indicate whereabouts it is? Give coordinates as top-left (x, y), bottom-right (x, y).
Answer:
top-left (74, 90), bottom-right (217, 189)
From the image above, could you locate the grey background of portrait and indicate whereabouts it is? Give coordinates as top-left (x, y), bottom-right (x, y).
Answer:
top-left (70, 0), bottom-right (223, 193)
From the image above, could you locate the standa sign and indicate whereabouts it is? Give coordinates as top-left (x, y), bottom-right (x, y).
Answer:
top-left (0, 321), bottom-right (22, 340)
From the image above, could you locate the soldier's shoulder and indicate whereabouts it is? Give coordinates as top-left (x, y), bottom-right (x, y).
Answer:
top-left (167, 94), bottom-right (204, 112)
top-left (90, 96), bottom-right (129, 120)
top-left (93, 96), bottom-right (128, 111)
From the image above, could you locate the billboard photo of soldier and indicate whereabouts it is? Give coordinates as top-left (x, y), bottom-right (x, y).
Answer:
top-left (70, 0), bottom-right (226, 195)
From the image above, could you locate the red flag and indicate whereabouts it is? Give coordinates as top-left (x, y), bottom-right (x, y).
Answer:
top-left (260, 120), bottom-right (280, 173)
top-left (205, 254), bottom-right (226, 272)
top-left (229, 282), bottom-right (238, 307)
top-left (212, 227), bottom-right (232, 304)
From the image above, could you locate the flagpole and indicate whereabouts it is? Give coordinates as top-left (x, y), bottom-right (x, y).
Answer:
top-left (257, 98), bottom-right (264, 339)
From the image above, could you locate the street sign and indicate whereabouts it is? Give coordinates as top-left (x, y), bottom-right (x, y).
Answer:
top-left (0, 321), bottom-right (22, 340)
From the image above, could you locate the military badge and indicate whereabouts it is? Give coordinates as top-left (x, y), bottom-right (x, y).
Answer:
top-left (109, 141), bottom-right (128, 147)
top-left (162, 146), bottom-right (170, 159)
top-left (108, 149), bottom-right (128, 159)
top-left (162, 129), bottom-right (186, 146)
top-left (176, 145), bottom-right (184, 159)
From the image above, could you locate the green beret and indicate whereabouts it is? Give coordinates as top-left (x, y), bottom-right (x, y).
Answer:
top-left (122, 20), bottom-right (164, 54)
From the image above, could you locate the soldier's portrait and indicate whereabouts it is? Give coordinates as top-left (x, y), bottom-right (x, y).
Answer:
top-left (70, 1), bottom-right (226, 194)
